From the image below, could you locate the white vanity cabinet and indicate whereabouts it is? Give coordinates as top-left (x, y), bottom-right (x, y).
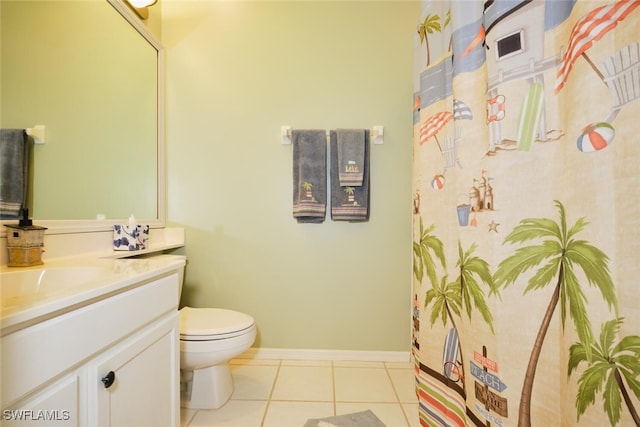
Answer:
top-left (1, 270), bottom-right (181, 427)
top-left (90, 312), bottom-right (178, 427)
top-left (1, 372), bottom-right (82, 426)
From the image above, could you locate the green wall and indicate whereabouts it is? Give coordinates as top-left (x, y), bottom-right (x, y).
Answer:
top-left (163, 1), bottom-right (417, 351)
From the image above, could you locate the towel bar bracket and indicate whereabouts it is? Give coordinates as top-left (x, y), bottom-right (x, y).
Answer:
top-left (281, 126), bottom-right (292, 145)
top-left (26, 125), bottom-right (46, 144)
top-left (372, 125), bottom-right (384, 145)
top-left (281, 125), bottom-right (384, 145)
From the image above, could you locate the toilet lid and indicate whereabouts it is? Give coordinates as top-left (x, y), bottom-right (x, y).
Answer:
top-left (180, 307), bottom-right (255, 339)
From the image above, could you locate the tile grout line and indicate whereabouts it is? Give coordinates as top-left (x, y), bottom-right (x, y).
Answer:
top-left (385, 362), bottom-right (412, 427)
top-left (260, 359), bottom-right (283, 427)
top-left (331, 361), bottom-right (337, 416)
top-left (183, 407), bottom-right (196, 427)
top-left (181, 359), bottom-right (416, 426)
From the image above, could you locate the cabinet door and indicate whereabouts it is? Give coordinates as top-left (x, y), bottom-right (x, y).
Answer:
top-left (89, 312), bottom-right (179, 427)
top-left (1, 373), bottom-right (81, 427)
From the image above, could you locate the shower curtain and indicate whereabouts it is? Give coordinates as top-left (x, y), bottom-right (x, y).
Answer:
top-left (411, 1), bottom-right (640, 426)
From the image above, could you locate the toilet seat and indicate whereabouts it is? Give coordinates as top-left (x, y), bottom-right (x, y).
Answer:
top-left (180, 307), bottom-right (255, 341)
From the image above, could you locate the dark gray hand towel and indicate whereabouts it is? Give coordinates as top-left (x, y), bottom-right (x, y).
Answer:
top-left (331, 130), bottom-right (369, 222)
top-left (293, 129), bottom-right (327, 223)
top-left (337, 129), bottom-right (365, 187)
top-left (0, 129), bottom-right (29, 218)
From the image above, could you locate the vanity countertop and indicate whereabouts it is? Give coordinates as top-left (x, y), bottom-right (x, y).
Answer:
top-left (0, 254), bottom-right (186, 336)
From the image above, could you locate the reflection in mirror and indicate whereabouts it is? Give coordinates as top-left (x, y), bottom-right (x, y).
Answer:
top-left (0, 0), bottom-right (163, 232)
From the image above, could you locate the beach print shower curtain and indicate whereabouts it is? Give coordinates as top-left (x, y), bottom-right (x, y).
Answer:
top-left (412, 1), bottom-right (640, 426)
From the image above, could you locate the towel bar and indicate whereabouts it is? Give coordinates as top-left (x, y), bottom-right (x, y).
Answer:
top-left (281, 125), bottom-right (384, 145)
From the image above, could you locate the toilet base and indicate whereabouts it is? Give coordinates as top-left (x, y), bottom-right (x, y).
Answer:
top-left (181, 363), bottom-right (233, 409)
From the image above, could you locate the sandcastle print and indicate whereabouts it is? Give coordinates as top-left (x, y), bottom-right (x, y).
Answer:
top-left (457, 169), bottom-right (495, 227)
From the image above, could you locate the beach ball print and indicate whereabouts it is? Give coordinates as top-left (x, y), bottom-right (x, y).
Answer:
top-left (431, 174), bottom-right (445, 190)
top-left (577, 122), bottom-right (614, 152)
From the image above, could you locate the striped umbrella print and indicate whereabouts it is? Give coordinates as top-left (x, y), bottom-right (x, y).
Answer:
top-left (554, 0), bottom-right (640, 94)
top-left (453, 99), bottom-right (473, 122)
top-left (419, 111), bottom-right (454, 151)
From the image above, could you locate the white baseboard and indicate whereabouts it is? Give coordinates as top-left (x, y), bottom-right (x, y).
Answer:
top-left (238, 347), bottom-right (411, 363)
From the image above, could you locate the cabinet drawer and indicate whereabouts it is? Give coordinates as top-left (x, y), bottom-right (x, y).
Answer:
top-left (1, 273), bottom-right (179, 407)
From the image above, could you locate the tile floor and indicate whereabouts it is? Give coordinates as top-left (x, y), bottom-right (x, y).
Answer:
top-left (180, 358), bottom-right (420, 427)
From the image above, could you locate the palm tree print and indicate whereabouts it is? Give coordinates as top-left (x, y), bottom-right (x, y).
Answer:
top-left (417, 10), bottom-right (451, 67)
top-left (455, 241), bottom-right (497, 334)
top-left (424, 241), bottom-right (497, 388)
top-left (494, 200), bottom-right (618, 427)
top-left (425, 274), bottom-right (465, 387)
top-left (568, 318), bottom-right (640, 426)
top-left (413, 217), bottom-right (446, 289)
top-left (417, 14), bottom-right (441, 67)
top-left (425, 274), bottom-right (461, 331)
top-left (301, 181), bottom-right (313, 200)
top-left (343, 187), bottom-right (355, 204)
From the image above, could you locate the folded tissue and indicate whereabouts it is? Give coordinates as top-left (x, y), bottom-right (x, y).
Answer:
top-left (113, 215), bottom-right (149, 251)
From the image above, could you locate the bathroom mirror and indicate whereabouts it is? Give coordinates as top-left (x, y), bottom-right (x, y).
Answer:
top-left (0, 0), bottom-right (164, 234)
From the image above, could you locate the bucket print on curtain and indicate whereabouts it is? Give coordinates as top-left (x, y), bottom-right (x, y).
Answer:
top-left (412, 1), bottom-right (640, 426)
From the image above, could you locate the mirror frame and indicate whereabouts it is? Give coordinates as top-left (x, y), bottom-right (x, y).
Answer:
top-left (1, 0), bottom-right (165, 236)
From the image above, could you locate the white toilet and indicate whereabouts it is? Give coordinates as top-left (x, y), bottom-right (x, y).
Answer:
top-left (179, 306), bottom-right (256, 409)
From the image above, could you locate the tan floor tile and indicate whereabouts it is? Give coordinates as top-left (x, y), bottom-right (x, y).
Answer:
top-left (230, 358), bottom-right (281, 366)
top-left (263, 401), bottom-right (334, 427)
top-left (387, 368), bottom-right (418, 403)
top-left (271, 365), bottom-right (334, 401)
top-left (385, 361), bottom-right (413, 369)
top-left (230, 364), bottom-right (279, 400)
top-left (334, 367), bottom-right (398, 402)
top-left (188, 400), bottom-right (267, 427)
top-left (333, 360), bottom-right (385, 368)
top-left (336, 402), bottom-right (409, 427)
top-left (181, 358), bottom-right (419, 426)
top-left (281, 359), bottom-right (332, 367)
top-left (403, 403), bottom-right (421, 427)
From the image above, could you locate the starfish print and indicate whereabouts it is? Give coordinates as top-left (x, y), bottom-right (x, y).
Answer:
top-left (488, 220), bottom-right (499, 233)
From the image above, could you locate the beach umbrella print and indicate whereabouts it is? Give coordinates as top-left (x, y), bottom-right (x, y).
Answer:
top-left (554, 0), bottom-right (640, 94)
top-left (420, 111), bottom-right (454, 151)
top-left (445, 99), bottom-right (473, 169)
top-left (453, 98), bottom-right (473, 122)
top-left (555, 0), bottom-right (639, 151)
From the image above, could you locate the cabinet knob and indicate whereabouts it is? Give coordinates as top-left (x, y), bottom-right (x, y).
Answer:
top-left (101, 371), bottom-right (116, 389)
